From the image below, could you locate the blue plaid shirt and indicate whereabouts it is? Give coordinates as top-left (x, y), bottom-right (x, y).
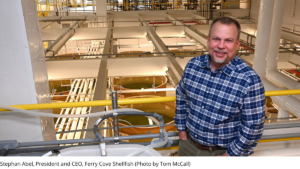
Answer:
top-left (175, 54), bottom-right (265, 156)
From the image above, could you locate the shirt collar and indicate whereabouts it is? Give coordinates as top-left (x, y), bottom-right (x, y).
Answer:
top-left (199, 54), bottom-right (236, 77)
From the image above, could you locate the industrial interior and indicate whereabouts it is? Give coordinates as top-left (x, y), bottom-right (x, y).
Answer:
top-left (1, 0), bottom-right (300, 156)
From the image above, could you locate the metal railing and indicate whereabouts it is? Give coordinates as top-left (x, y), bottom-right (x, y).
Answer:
top-left (2, 89), bottom-right (300, 112)
top-left (36, 0), bottom-right (250, 14)
top-left (2, 89), bottom-right (300, 149)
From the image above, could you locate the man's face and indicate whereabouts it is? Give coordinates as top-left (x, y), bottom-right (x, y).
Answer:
top-left (207, 22), bottom-right (240, 68)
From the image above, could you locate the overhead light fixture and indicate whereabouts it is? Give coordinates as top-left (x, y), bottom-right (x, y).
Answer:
top-left (146, 34), bottom-right (152, 43)
top-left (184, 33), bottom-right (194, 42)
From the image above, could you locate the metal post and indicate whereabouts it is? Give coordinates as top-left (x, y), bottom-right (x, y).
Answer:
top-left (111, 91), bottom-right (118, 110)
top-left (111, 91), bottom-right (119, 144)
top-left (127, 0), bottom-right (129, 11)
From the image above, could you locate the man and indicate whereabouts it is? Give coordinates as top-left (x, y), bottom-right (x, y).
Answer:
top-left (174, 17), bottom-right (265, 156)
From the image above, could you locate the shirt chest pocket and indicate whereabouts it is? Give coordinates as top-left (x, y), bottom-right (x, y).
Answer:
top-left (216, 98), bottom-right (242, 121)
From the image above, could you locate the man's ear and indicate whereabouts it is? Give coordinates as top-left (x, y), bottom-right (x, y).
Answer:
top-left (207, 36), bottom-right (210, 45)
top-left (236, 39), bottom-right (240, 49)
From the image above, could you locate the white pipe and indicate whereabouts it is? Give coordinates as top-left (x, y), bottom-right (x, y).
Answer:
top-left (266, 0), bottom-right (284, 73)
top-left (261, 78), bottom-right (300, 118)
top-left (265, 0), bottom-right (300, 100)
top-left (0, 106), bottom-right (147, 118)
top-left (252, 0), bottom-right (300, 118)
top-left (252, 0), bottom-right (274, 77)
top-left (277, 108), bottom-right (290, 122)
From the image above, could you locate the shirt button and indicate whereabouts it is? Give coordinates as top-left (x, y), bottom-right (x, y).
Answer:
top-left (202, 106), bottom-right (204, 109)
top-left (211, 76), bottom-right (214, 78)
top-left (198, 121), bottom-right (200, 123)
top-left (206, 91), bottom-right (208, 93)
top-left (195, 135), bottom-right (197, 137)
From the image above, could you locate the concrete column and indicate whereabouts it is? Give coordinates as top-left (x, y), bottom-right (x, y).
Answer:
top-left (85, 16), bottom-right (112, 138)
top-left (96, 0), bottom-right (107, 16)
top-left (0, 0), bottom-right (55, 142)
top-left (252, 0), bottom-right (275, 77)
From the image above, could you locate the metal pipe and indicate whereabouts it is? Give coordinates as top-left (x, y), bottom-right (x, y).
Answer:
top-left (8, 141), bottom-right (153, 155)
top-left (0, 149), bottom-right (8, 156)
top-left (45, 21), bottom-right (83, 56)
top-left (93, 112), bottom-right (163, 141)
top-left (2, 90), bottom-right (300, 112)
top-left (56, 124), bottom-right (176, 134)
top-left (18, 131), bottom-right (179, 148)
top-left (19, 134), bottom-right (160, 148)
top-left (264, 120), bottom-right (300, 129)
top-left (43, 49), bottom-right (299, 59)
top-left (261, 133), bottom-right (300, 140)
top-left (277, 108), bottom-right (290, 122)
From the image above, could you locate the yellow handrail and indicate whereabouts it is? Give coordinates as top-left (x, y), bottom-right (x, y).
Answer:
top-left (154, 136), bottom-right (300, 151)
top-left (258, 137), bottom-right (300, 143)
top-left (1, 89), bottom-right (300, 112)
top-left (266, 89), bottom-right (300, 96)
top-left (0, 96), bottom-right (175, 111)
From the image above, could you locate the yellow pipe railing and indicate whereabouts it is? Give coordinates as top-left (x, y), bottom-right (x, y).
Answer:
top-left (1, 89), bottom-right (300, 144)
top-left (265, 89), bottom-right (300, 96)
top-left (1, 90), bottom-right (300, 112)
top-left (258, 137), bottom-right (300, 143)
top-left (0, 96), bottom-right (175, 112)
top-left (155, 136), bottom-right (300, 151)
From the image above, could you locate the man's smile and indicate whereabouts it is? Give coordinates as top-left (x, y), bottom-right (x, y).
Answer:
top-left (213, 50), bottom-right (228, 57)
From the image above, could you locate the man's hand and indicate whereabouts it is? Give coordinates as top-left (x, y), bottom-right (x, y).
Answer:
top-left (179, 131), bottom-right (188, 140)
top-left (218, 152), bottom-right (229, 156)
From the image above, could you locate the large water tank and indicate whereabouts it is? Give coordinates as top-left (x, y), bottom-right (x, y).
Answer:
top-left (51, 144), bottom-right (162, 156)
top-left (108, 95), bottom-right (177, 142)
top-left (112, 76), bottom-right (168, 97)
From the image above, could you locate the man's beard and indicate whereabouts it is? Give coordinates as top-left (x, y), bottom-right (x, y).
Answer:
top-left (212, 50), bottom-right (228, 64)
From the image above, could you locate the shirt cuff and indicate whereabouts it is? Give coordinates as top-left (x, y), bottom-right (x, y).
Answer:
top-left (226, 141), bottom-right (253, 156)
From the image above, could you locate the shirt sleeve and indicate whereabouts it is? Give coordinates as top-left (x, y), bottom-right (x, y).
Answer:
top-left (226, 75), bottom-right (265, 156)
top-left (174, 67), bottom-right (188, 132)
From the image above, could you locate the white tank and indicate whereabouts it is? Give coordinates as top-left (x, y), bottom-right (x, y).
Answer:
top-left (57, 144), bottom-right (162, 156)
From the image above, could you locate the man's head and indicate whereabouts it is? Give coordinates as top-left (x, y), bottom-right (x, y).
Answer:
top-left (207, 17), bottom-right (241, 69)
